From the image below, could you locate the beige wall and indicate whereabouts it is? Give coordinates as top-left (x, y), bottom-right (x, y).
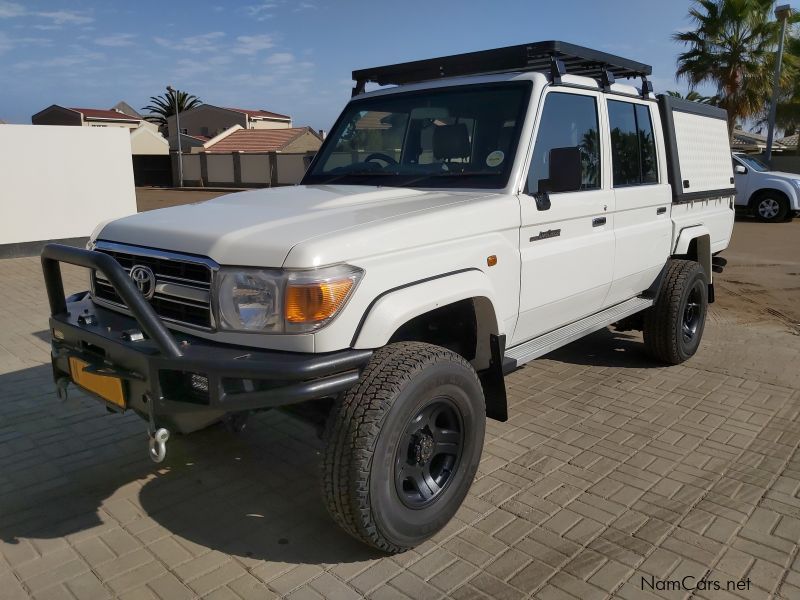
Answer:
top-left (276, 154), bottom-right (309, 185)
top-left (130, 127), bottom-right (169, 155)
top-left (250, 119), bottom-right (291, 130)
top-left (0, 125), bottom-right (136, 244)
top-left (85, 120), bottom-right (139, 130)
top-left (283, 131), bottom-right (323, 153)
top-left (240, 154), bottom-right (272, 184)
top-left (182, 154), bottom-right (202, 181)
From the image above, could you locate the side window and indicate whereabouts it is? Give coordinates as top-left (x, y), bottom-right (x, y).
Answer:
top-left (527, 93), bottom-right (600, 194)
top-left (608, 100), bottom-right (659, 186)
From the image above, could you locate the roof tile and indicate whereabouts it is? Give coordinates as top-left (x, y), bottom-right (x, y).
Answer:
top-left (205, 127), bottom-right (314, 153)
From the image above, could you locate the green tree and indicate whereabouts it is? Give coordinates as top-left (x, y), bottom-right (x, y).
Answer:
top-left (142, 89), bottom-right (203, 130)
top-left (664, 90), bottom-right (720, 104)
top-left (673, 0), bottom-right (793, 141)
top-left (776, 33), bottom-right (800, 150)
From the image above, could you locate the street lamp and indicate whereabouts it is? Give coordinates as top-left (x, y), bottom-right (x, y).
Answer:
top-left (765, 4), bottom-right (792, 164)
top-left (167, 85), bottom-right (183, 188)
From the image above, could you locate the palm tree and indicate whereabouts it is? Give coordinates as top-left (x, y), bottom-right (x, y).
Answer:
top-left (664, 90), bottom-right (720, 104)
top-left (775, 33), bottom-right (800, 151)
top-left (673, 0), bottom-right (792, 141)
top-left (142, 89), bottom-right (202, 130)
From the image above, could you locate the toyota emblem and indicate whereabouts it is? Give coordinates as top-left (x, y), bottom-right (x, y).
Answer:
top-left (129, 265), bottom-right (156, 300)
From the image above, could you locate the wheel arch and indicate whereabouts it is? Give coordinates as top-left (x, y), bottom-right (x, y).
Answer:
top-left (672, 226), bottom-right (712, 283)
top-left (352, 270), bottom-right (502, 365)
top-left (351, 270), bottom-right (508, 422)
top-left (748, 186), bottom-right (791, 210)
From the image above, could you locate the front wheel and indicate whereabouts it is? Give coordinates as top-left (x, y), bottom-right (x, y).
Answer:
top-left (321, 342), bottom-right (485, 553)
top-left (643, 259), bottom-right (708, 364)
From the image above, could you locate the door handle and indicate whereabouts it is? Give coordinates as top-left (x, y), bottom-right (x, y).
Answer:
top-left (657, 206), bottom-right (667, 215)
top-left (592, 217), bottom-right (606, 227)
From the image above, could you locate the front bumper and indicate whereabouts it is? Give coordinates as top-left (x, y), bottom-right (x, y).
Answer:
top-left (42, 244), bottom-right (372, 434)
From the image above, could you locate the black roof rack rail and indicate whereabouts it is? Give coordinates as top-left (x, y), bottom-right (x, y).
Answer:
top-left (351, 40), bottom-right (652, 96)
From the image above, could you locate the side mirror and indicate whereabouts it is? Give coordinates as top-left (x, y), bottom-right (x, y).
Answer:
top-left (548, 147), bottom-right (583, 193)
top-left (734, 165), bottom-right (747, 174)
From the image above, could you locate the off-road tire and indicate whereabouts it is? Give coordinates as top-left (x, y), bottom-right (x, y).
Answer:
top-left (643, 259), bottom-right (708, 364)
top-left (321, 342), bottom-right (485, 553)
top-left (752, 191), bottom-right (789, 222)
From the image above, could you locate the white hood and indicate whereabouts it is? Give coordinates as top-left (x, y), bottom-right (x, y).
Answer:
top-left (98, 185), bottom-right (489, 267)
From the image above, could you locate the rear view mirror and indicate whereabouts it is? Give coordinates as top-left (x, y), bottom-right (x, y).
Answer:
top-left (548, 147), bottom-right (582, 193)
top-left (734, 165), bottom-right (746, 174)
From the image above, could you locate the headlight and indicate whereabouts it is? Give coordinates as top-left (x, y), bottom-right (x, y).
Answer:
top-left (215, 264), bottom-right (363, 333)
top-left (217, 270), bottom-right (283, 331)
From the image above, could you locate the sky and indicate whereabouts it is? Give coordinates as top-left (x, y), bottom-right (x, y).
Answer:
top-left (0, 0), bottom-right (797, 130)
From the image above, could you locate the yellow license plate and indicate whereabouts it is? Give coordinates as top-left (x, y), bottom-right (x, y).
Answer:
top-left (69, 357), bottom-right (126, 408)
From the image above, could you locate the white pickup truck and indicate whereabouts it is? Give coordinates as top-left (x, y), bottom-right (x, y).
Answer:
top-left (732, 152), bottom-right (800, 221)
top-left (42, 41), bottom-right (734, 553)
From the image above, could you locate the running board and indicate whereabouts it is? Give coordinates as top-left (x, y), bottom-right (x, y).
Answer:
top-left (504, 296), bottom-right (654, 368)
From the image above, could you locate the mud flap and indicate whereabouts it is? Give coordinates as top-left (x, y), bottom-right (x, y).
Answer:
top-left (479, 334), bottom-right (508, 422)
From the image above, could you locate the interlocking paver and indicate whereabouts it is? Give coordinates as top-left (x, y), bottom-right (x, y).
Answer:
top-left (1, 232), bottom-right (800, 600)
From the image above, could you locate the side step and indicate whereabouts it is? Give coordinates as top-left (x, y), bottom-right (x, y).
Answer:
top-left (504, 296), bottom-right (654, 369)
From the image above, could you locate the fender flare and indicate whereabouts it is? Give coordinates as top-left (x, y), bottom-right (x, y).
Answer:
top-left (748, 181), bottom-right (797, 210)
top-left (352, 269), bottom-right (502, 350)
top-left (673, 225), bottom-right (712, 282)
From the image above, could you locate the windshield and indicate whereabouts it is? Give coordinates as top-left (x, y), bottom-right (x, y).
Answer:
top-left (735, 155), bottom-right (768, 172)
top-left (303, 82), bottom-right (531, 189)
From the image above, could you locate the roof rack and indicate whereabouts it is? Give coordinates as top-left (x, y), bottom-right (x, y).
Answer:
top-left (351, 40), bottom-right (653, 97)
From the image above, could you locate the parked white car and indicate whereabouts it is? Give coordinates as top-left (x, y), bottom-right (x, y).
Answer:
top-left (42, 41), bottom-right (735, 553)
top-left (733, 153), bottom-right (800, 222)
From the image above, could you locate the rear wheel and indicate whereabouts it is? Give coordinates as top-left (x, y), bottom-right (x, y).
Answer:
top-left (321, 342), bottom-right (485, 553)
top-left (753, 192), bottom-right (789, 222)
top-left (643, 259), bottom-right (708, 364)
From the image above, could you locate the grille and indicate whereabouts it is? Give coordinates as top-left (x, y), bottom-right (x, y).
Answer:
top-left (91, 244), bottom-right (214, 329)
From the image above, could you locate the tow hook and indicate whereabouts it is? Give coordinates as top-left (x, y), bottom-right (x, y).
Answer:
top-left (55, 377), bottom-right (80, 409)
top-left (148, 428), bottom-right (170, 463)
top-left (55, 377), bottom-right (70, 401)
top-left (144, 392), bottom-right (170, 463)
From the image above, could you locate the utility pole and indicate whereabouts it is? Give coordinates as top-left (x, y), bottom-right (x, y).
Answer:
top-left (765, 4), bottom-right (792, 165)
top-left (167, 85), bottom-right (184, 187)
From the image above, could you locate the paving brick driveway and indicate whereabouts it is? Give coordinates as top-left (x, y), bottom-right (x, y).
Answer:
top-left (1, 231), bottom-right (800, 599)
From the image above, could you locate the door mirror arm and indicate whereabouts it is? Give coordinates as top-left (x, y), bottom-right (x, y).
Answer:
top-left (533, 191), bottom-right (551, 211)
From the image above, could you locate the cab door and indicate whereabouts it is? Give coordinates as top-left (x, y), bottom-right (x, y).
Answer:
top-left (511, 90), bottom-right (615, 346)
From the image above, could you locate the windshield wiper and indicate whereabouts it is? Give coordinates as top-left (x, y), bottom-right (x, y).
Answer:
top-left (318, 171), bottom-right (398, 184)
top-left (401, 172), bottom-right (497, 186)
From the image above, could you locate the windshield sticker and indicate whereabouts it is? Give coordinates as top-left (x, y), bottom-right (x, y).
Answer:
top-left (486, 150), bottom-right (505, 167)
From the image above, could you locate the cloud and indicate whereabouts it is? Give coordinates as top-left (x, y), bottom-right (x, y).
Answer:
top-left (232, 34), bottom-right (274, 55)
top-left (0, 3), bottom-right (93, 27)
top-left (154, 32), bottom-right (225, 53)
top-left (13, 50), bottom-right (105, 70)
top-left (0, 1), bottom-right (24, 18)
top-left (94, 33), bottom-right (136, 47)
top-left (0, 31), bottom-right (11, 53)
top-left (264, 52), bottom-right (294, 65)
top-left (37, 10), bottom-right (93, 26)
top-left (243, 1), bottom-right (279, 21)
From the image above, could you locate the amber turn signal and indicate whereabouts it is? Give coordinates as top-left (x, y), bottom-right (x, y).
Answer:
top-left (285, 279), bottom-right (355, 323)
top-left (487, 255), bottom-right (497, 267)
